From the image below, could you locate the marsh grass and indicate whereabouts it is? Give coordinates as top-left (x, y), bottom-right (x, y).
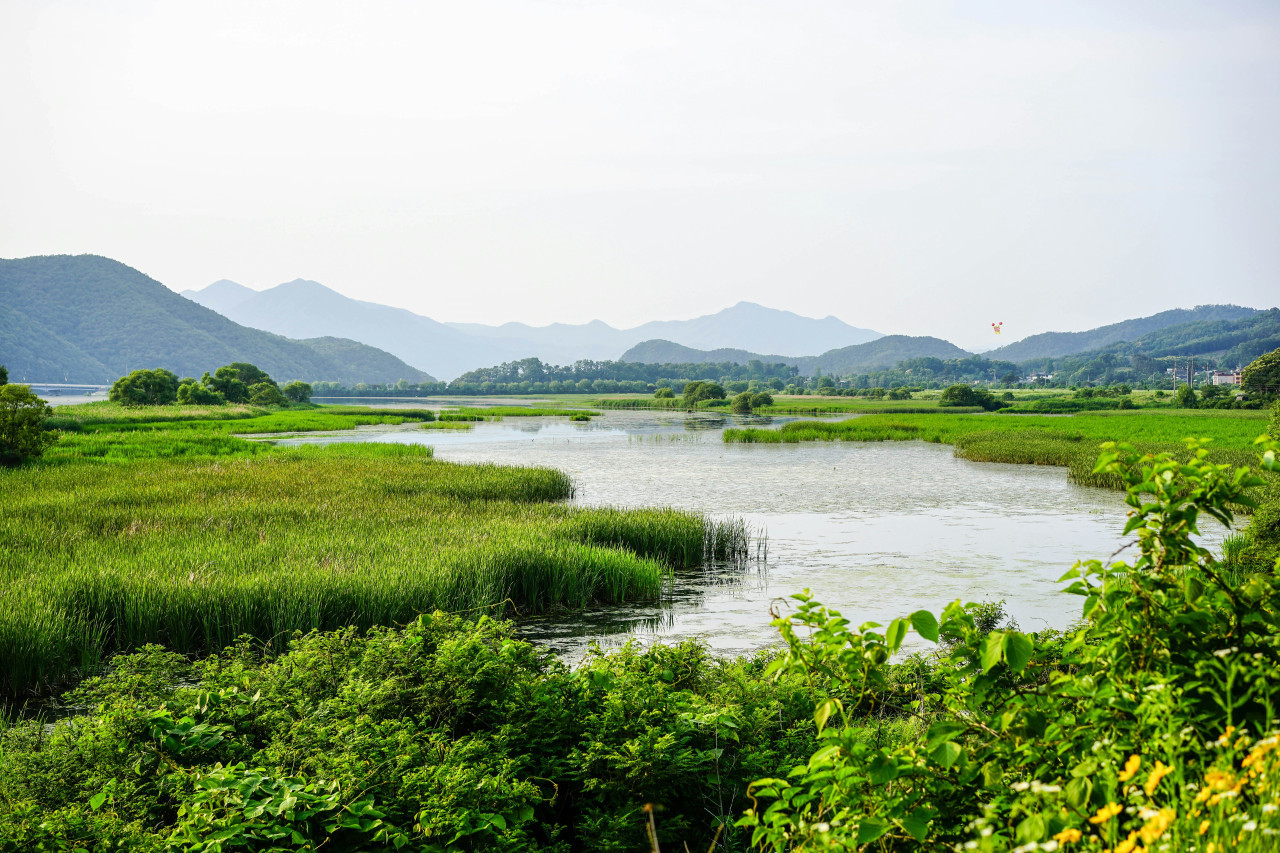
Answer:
top-left (725, 410), bottom-right (1271, 489)
top-left (46, 401), bottom-right (266, 431)
top-left (3, 409), bottom-right (748, 697)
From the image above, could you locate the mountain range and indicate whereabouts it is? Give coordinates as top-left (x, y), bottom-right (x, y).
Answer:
top-left (621, 335), bottom-right (972, 377)
top-left (3, 252), bottom-right (1275, 387)
top-left (182, 280), bottom-right (882, 380)
top-left (984, 305), bottom-right (1261, 362)
top-left (0, 255), bottom-right (433, 385)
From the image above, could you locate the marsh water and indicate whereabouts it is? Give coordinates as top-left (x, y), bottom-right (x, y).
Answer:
top-left (271, 404), bottom-right (1188, 659)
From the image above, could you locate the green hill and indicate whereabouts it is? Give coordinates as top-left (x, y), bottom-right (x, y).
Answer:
top-left (0, 255), bottom-right (435, 384)
top-left (621, 335), bottom-right (972, 377)
top-left (808, 335), bottom-right (971, 375)
top-left (987, 305), bottom-right (1259, 362)
top-left (1017, 308), bottom-right (1280, 385)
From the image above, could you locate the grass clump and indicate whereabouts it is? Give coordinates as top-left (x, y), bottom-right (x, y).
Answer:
top-left (726, 409), bottom-right (1270, 488)
top-left (1, 422), bottom-right (746, 697)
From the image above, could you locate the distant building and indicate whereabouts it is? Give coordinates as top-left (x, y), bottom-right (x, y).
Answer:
top-left (1025, 372), bottom-right (1055, 382)
top-left (1210, 371), bottom-right (1241, 386)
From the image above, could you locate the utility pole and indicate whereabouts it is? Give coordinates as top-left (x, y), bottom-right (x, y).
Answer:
top-left (1187, 359), bottom-right (1193, 389)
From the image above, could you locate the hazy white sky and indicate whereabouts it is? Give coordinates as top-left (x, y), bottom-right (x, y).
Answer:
top-left (3, 0), bottom-right (1278, 351)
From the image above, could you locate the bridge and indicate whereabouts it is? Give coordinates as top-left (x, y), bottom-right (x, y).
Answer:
top-left (24, 383), bottom-right (110, 397)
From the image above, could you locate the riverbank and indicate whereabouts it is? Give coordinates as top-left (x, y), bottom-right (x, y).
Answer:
top-left (1, 405), bottom-right (745, 697)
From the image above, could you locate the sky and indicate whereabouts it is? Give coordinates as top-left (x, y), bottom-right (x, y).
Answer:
top-left (3, 1), bottom-right (1278, 352)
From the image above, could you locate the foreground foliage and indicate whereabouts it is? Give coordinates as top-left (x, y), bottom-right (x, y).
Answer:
top-left (740, 436), bottom-right (1280, 850)
top-left (0, 616), bottom-right (822, 852)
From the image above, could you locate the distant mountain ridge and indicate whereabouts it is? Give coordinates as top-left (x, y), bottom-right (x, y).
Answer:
top-left (182, 280), bottom-right (883, 380)
top-left (0, 255), bottom-right (433, 385)
top-left (985, 305), bottom-right (1259, 362)
top-left (622, 335), bottom-right (970, 376)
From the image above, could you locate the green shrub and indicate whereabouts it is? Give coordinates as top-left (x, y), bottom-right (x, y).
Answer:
top-left (0, 385), bottom-right (58, 466)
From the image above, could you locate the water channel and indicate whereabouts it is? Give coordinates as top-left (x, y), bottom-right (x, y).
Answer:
top-left (271, 403), bottom-right (1169, 659)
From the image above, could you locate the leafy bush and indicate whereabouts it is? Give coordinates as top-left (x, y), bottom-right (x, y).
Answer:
top-left (109, 368), bottom-right (179, 406)
top-left (1243, 347), bottom-right (1280, 397)
top-left (175, 378), bottom-right (225, 405)
top-left (740, 436), bottom-right (1280, 850)
top-left (1176, 384), bottom-right (1198, 408)
top-left (654, 387), bottom-right (675, 399)
top-left (683, 380), bottom-right (727, 406)
top-left (0, 384), bottom-right (58, 466)
top-left (0, 616), bottom-right (821, 851)
top-left (282, 380), bottom-right (313, 403)
top-left (938, 384), bottom-right (1003, 411)
top-left (248, 382), bottom-right (286, 406)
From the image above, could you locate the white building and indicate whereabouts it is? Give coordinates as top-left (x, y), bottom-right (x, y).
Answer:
top-left (1210, 371), bottom-right (1241, 386)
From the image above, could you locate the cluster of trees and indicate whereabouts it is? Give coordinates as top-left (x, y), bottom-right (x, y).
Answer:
top-left (0, 364), bottom-right (59, 466)
top-left (938, 384), bottom-right (1005, 411)
top-left (109, 363), bottom-right (313, 408)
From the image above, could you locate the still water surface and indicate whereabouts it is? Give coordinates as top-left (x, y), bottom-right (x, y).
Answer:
top-left (274, 407), bottom-right (1167, 659)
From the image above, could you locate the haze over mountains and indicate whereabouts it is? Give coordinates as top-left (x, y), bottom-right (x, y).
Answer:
top-left (182, 279), bottom-right (881, 380)
top-left (2, 253), bottom-right (1275, 386)
top-left (0, 256), bottom-right (433, 385)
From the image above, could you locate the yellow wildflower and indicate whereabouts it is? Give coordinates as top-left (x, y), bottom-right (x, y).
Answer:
top-left (1207, 842), bottom-right (1216, 853)
top-left (1114, 831), bottom-right (1142, 853)
top-left (1138, 808), bottom-right (1175, 844)
top-left (1205, 768), bottom-right (1234, 791)
top-left (1089, 802), bottom-right (1124, 824)
top-left (1144, 761), bottom-right (1174, 796)
top-left (1053, 827), bottom-right (1082, 844)
top-left (1217, 726), bottom-right (1236, 746)
top-left (1199, 819), bottom-right (1210, 835)
top-left (1118, 754), bottom-right (1142, 783)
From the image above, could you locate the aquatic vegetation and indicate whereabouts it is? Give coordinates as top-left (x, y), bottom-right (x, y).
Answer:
top-left (726, 409), bottom-right (1270, 488)
top-left (1, 427), bottom-right (747, 696)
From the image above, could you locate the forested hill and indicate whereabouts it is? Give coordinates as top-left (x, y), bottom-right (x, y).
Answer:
top-left (620, 340), bottom-right (800, 367)
top-left (1025, 308), bottom-right (1280, 378)
top-left (0, 255), bottom-right (435, 384)
top-left (985, 305), bottom-right (1259, 362)
top-left (622, 335), bottom-right (971, 376)
top-left (808, 335), bottom-right (971, 375)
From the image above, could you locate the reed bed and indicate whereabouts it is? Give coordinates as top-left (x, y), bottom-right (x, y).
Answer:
top-left (725, 410), bottom-right (1272, 489)
top-left (1, 441), bottom-right (747, 697)
top-left (46, 401), bottom-right (266, 430)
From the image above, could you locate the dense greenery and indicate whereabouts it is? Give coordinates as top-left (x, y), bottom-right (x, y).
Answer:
top-left (0, 615), bottom-right (823, 852)
top-left (741, 437), bottom-right (1280, 850)
top-left (110, 369), bottom-right (180, 406)
top-left (1243, 347), bottom-right (1280, 396)
top-left (0, 384), bottom-right (58, 466)
top-left (0, 255), bottom-right (431, 385)
top-left (3, 428), bottom-right (1277, 850)
top-left (1, 406), bottom-right (744, 695)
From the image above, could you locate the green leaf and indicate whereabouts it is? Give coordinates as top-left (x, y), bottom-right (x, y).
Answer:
top-left (980, 632), bottom-right (1005, 671)
top-left (900, 810), bottom-right (931, 841)
top-left (925, 721), bottom-right (967, 748)
top-left (814, 698), bottom-right (841, 733)
top-left (1003, 632), bottom-right (1034, 673)
top-left (1066, 776), bottom-right (1092, 810)
top-left (909, 610), bottom-right (939, 643)
top-left (885, 618), bottom-right (907, 653)
top-left (88, 792), bottom-right (107, 811)
top-left (931, 741), bottom-right (963, 767)
top-left (856, 817), bottom-right (890, 844)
